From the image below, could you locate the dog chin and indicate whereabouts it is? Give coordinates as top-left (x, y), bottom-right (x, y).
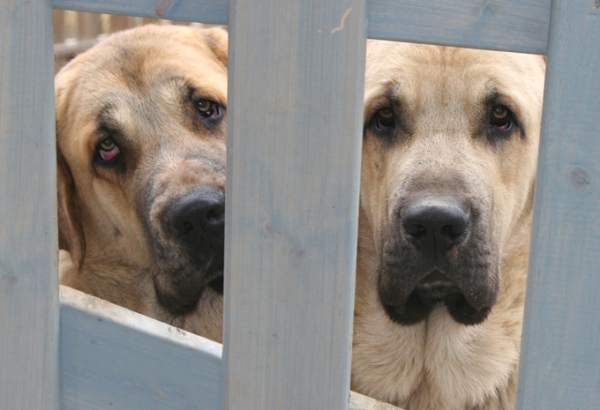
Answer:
top-left (153, 264), bottom-right (223, 316)
top-left (382, 285), bottom-right (493, 326)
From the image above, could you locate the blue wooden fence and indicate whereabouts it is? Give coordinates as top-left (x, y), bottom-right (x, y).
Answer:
top-left (0, 0), bottom-right (598, 409)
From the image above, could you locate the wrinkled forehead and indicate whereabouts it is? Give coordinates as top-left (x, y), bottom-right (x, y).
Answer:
top-left (364, 41), bottom-right (541, 108)
top-left (72, 43), bottom-right (226, 99)
top-left (58, 46), bottom-right (227, 133)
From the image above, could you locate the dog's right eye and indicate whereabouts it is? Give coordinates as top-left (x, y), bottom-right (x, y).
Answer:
top-left (195, 99), bottom-right (222, 119)
top-left (375, 107), bottom-right (395, 129)
top-left (98, 138), bottom-right (121, 162)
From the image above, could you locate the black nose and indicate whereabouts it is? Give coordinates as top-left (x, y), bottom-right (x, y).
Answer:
top-left (164, 187), bottom-right (225, 253)
top-left (401, 195), bottom-right (470, 254)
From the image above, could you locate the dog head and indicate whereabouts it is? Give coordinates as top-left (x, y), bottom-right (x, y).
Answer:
top-left (56, 25), bottom-right (228, 325)
top-left (361, 42), bottom-right (545, 326)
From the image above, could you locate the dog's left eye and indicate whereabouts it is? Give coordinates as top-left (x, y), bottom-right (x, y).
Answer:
top-left (489, 105), bottom-right (513, 131)
top-left (98, 138), bottom-right (121, 161)
top-left (195, 99), bottom-right (222, 119)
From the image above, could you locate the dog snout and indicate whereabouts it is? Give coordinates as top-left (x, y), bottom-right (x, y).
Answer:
top-left (401, 195), bottom-right (470, 254)
top-left (164, 187), bottom-right (225, 253)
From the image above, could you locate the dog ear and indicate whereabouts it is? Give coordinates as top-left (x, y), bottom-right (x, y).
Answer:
top-left (57, 142), bottom-right (86, 273)
top-left (201, 26), bottom-right (228, 68)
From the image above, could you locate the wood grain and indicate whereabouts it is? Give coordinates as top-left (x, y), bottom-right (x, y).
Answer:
top-left (517, 1), bottom-right (600, 408)
top-left (60, 286), bottom-right (224, 410)
top-left (52, 0), bottom-right (228, 25)
top-left (223, 0), bottom-right (367, 409)
top-left (0, 0), bottom-right (59, 409)
top-left (367, 0), bottom-right (551, 54)
top-left (53, 0), bottom-right (552, 53)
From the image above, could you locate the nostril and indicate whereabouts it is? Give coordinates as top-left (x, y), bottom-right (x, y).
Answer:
top-left (207, 209), bottom-right (221, 221)
top-left (404, 224), bottom-right (427, 238)
top-left (205, 202), bottom-right (224, 221)
top-left (181, 220), bottom-right (194, 235)
top-left (441, 222), bottom-right (467, 238)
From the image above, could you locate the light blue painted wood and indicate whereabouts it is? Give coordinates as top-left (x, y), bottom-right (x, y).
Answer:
top-left (0, 0), bottom-right (59, 409)
top-left (52, 0), bottom-right (228, 24)
top-left (367, 0), bottom-right (551, 54)
top-left (517, 1), bottom-right (600, 408)
top-left (52, 0), bottom-right (551, 53)
top-left (61, 286), bottom-right (391, 410)
top-left (60, 286), bottom-right (223, 410)
top-left (223, 0), bottom-right (366, 409)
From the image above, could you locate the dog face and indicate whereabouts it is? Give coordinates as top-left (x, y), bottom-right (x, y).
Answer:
top-left (56, 25), bottom-right (228, 339)
top-left (361, 42), bottom-right (545, 326)
top-left (352, 41), bottom-right (545, 408)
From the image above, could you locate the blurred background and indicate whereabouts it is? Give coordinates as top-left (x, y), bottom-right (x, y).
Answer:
top-left (53, 11), bottom-right (213, 74)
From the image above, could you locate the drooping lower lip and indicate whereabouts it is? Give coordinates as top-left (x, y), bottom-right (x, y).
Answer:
top-left (156, 289), bottom-right (202, 316)
top-left (383, 282), bottom-right (493, 326)
top-left (208, 275), bottom-right (224, 294)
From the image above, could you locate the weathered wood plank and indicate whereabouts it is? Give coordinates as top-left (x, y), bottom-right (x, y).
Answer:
top-left (61, 285), bottom-right (400, 410)
top-left (60, 286), bottom-right (223, 410)
top-left (517, 1), bottom-right (600, 408)
top-left (367, 0), bottom-right (551, 54)
top-left (0, 0), bottom-right (59, 409)
top-left (52, 0), bottom-right (228, 25)
top-left (52, 0), bottom-right (551, 53)
top-left (223, 0), bottom-right (366, 409)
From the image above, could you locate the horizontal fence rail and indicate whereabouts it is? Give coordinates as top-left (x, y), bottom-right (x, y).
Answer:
top-left (60, 286), bottom-right (223, 410)
top-left (60, 286), bottom-right (399, 410)
top-left (52, 0), bottom-right (228, 25)
top-left (53, 0), bottom-right (552, 53)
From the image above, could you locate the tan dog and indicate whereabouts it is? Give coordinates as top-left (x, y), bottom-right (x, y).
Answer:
top-left (56, 25), bottom-right (228, 342)
top-left (352, 41), bottom-right (545, 409)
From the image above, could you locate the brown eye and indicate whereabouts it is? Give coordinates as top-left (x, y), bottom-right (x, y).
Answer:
top-left (196, 99), bottom-right (221, 119)
top-left (375, 107), bottom-right (395, 129)
top-left (489, 105), bottom-right (513, 130)
top-left (492, 105), bottom-right (509, 120)
top-left (197, 99), bottom-right (212, 113)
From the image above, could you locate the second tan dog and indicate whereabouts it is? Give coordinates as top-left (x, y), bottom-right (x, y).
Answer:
top-left (352, 41), bottom-right (545, 409)
top-left (57, 25), bottom-right (228, 342)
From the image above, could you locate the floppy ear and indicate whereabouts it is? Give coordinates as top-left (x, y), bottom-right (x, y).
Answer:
top-left (57, 141), bottom-right (86, 273)
top-left (201, 26), bottom-right (228, 68)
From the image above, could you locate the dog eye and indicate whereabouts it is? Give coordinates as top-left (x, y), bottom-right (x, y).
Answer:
top-left (489, 105), bottom-right (513, 131)
top-left (98, 137), bottom-right (121, 161)
top-left (196, 99), bottom-right (222, 119)
top-left (375, 107), bottom-right (395, 129)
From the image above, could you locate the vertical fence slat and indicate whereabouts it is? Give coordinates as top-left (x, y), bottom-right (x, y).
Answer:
top-left (517, 1), bottom-right (600, 408)
top-left (0, 0), bottom-right (59, 409)
top-left (223, 0), bottom-right (366, 409)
